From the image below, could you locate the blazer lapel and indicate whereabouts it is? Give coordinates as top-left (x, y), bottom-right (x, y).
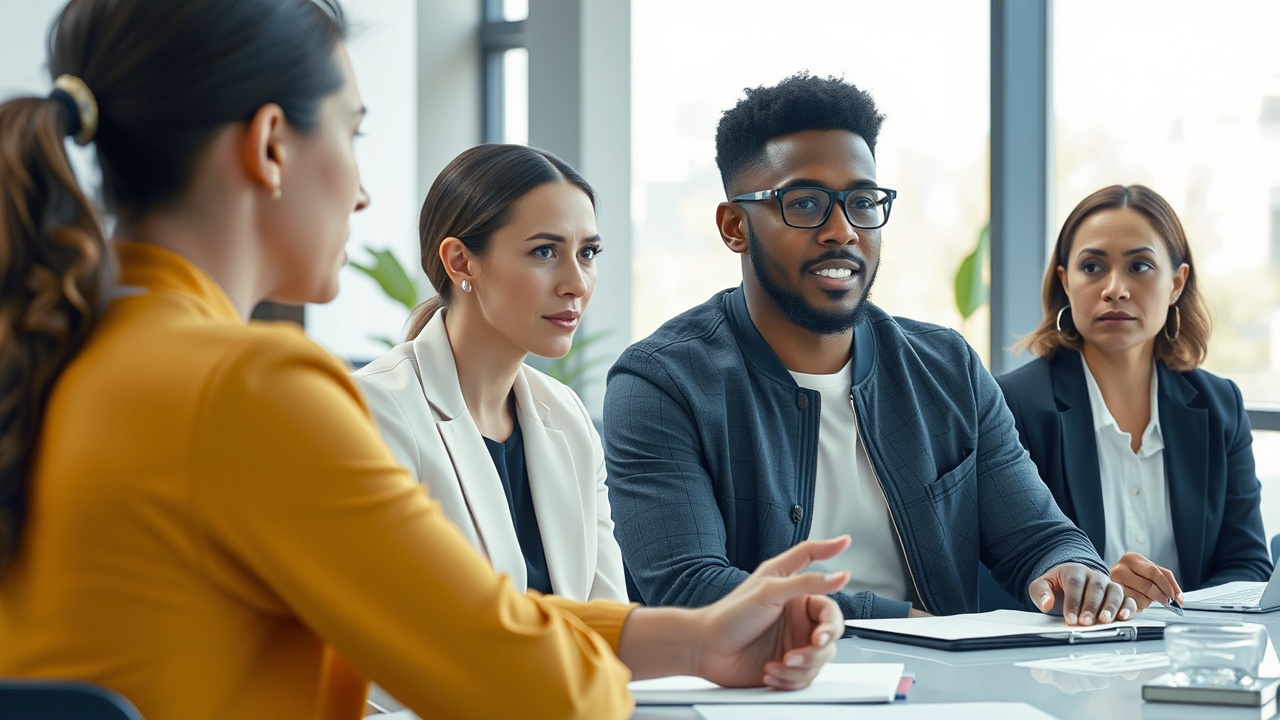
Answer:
top-left (411, 312), bottom-right (528, 590)
top-left (513, 369), bottom-right (590, 598)
top-left (1054, 352), bottom-right (1107, 558)
top-left (1158, 363), bottom-right (1208, 588)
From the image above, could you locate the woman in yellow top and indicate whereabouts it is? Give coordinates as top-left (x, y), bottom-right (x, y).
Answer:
top-left (0, 1), bottom-right (849, 719)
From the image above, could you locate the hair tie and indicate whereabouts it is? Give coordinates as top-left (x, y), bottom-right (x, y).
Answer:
top-left (49, 74), bottom-right (98, 146)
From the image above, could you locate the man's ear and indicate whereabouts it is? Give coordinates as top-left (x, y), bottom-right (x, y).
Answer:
top-left (240, 103), bottom-right (288, 196)
top-left (717, 202), bottom-right (749, 255)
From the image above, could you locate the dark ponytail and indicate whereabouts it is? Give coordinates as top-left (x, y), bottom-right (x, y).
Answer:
top-left (0, 0), bottom-right (349, 573)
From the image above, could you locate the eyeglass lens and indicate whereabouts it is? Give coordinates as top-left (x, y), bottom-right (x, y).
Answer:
top-left (780, 188), bottom-right (890, 228)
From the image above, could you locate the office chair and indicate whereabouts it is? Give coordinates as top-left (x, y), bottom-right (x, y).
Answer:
top-left (0, 679), bottom-right (144, 720)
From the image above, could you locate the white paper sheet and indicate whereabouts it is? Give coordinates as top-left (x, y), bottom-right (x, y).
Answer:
top-left (846, 608), bottom-right (1164, 641)
top-left (628, 662), bottom-right (903, 705)
top-left (694, 701), bottom-right (1060, 719)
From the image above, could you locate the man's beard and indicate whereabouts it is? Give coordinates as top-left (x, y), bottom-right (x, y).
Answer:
top-left (746, 219), bottom-right (877, 335)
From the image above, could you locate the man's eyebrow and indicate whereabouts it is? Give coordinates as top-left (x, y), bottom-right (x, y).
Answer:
top-left (776, 178), bottom-right (878, 190)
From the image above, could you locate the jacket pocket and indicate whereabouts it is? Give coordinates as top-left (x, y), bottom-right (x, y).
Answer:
top-left (927, 448), bottom-right (976, 504)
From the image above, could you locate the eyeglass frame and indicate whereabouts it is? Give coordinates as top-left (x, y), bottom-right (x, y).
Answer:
top-left (731, 185), bottom-right (898, 230)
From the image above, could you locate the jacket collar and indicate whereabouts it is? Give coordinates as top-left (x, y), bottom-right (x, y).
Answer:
top-left (723, 285), bottom-right (878, 388)
top-left (1156, 361), bottom-right (1208, 586)
top-left (1049, 350), bottom-right (1107, 556)
top-left (406, 309), bottom-right (586, 595)
top-left (114, 241), bottom-right (241, 322)
top-left (1050, 350), bottom-right (1208, 579)
top-left (408, 309), bottom-right (551, 426)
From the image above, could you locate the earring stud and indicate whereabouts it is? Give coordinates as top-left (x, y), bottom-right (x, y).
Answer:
top-left (460, 279), bottom-right (472, 293)
top-left (271, 184), bottom-right (282, 201)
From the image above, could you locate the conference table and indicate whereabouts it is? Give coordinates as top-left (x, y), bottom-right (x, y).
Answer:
top-left (632, 607), bottom-right (1280, 720)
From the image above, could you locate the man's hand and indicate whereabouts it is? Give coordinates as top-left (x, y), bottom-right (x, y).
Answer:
top-left (1026, 562), bottom-right (1137, 625)
top-left (1110, 552), bottom-right (1183, 611)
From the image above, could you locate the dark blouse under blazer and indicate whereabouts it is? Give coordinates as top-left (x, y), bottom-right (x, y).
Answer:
top-left (995, 351), bottom-right (1272, 591)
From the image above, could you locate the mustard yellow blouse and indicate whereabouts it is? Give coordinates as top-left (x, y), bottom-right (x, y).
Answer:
top-left (0, 242), bottom-right (634, 720)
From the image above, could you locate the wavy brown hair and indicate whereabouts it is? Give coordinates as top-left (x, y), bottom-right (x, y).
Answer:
top-left (1020, 184), bottom-right (1210, 371)
top-left (0, 98), bottom-right (107, 573)
top-left (0, 0), bottom-right (347, 574)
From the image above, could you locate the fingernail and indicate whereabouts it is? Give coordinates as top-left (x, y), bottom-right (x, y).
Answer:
top-left (1067, 613), bottom-right (1078, 624)
top-left (823, 572), bottom-right (843, 582)
top-left (1081, 613), bottom-right (1094, 625)
top-left (786, 654), bottom-right (803, 667)
top-left (819, 632), bottom-right (831, 646)
top-left (1120, 608), bottom-right (1132, 620)
top-left (1099, 610), bottom-right (1112, 623)
top-left (1040, 594), bottom-right (1052, 609)
top-left (763, 675), bottom-right (778, 687)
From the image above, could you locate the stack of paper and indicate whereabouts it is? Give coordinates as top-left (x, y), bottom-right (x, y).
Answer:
top-left (628, 662), bottom-right (904, 705)
top-left (693, 701), bottom-right (1060, 719)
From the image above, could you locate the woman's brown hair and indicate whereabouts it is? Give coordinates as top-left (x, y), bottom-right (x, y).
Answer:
top-left (406, 144), bottom-right (596, 340)
top-left (1020, 184), bottom-right (1210, 370)
top-left (0, 0), bottom-right (349, 573)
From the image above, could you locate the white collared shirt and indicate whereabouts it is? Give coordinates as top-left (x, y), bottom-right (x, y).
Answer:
top-left (1080, 358), bottom-right (1182, 578)
top-left (789, 361), bottom-right (914, 604)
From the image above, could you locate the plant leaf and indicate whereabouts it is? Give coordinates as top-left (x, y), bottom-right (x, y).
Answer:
top-left (350, 248), bottom-right (419, 312)
top-left (954, 223), bottom-right (990, 320)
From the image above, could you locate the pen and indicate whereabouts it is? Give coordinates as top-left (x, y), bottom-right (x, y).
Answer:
top-left (1155, 597), bottom-right (1184, 617)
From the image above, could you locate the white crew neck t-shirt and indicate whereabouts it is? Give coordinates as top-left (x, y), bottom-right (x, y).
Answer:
top-left (789, 360), bottom-right (915, 605)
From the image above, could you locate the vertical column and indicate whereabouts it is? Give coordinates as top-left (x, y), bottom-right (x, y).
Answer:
top-left (527, 0), bottom-right (631, 417)
top-left (990, 0), bottom-right (1052, 374)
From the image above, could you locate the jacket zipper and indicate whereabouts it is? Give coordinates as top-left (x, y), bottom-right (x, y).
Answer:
top-left (851, 392), bottom-right (929, 614)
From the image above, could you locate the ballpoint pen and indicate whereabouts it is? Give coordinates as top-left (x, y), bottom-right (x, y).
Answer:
top-left (1155, 597), bottom-right (1184, 617)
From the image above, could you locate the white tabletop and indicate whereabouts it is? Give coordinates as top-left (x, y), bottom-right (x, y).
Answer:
top-left (632, 607), bottom-right (1280, 720)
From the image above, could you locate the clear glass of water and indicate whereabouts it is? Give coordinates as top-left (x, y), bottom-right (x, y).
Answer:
top-left (1165, 624), bottom-right (1268, 687)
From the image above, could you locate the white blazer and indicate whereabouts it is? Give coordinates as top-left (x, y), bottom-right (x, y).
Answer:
top-left (352, 310), bottom-right (627, 601)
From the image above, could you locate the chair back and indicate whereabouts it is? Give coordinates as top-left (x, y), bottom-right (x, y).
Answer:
top-left (0, 679), bottom-right (143, 720)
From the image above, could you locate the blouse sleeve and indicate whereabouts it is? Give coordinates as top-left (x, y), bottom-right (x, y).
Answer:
top-left (187, 333), bottom-right (635, 720)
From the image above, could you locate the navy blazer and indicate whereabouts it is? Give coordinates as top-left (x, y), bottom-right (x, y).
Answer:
top-left (995, 351), bottom-right (1271, 591)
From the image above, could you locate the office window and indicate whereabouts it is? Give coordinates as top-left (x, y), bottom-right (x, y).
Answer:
top-left (500, 0), bottom-right (528, 22)
top-left (1254, 431), bottom-right (1280, 541)
top-left (499, 48), bottom-right (529, 144)
top-left (481, 3), bottom-right (528, 143)
top-left (631, 0), bottom-right (991, 359)
top-left (1054, 0), bottom-right (1280, 404)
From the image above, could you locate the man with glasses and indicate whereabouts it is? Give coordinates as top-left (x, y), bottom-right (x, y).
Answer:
top-left (604, 73), bottom-right (1133, 624)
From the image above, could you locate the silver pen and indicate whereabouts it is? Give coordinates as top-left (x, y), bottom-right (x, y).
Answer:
top-left (1155, 597), bottom-right (1185, 617)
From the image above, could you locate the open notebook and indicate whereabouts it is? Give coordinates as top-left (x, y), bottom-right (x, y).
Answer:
top-left (1181, 562), bottom-right (1280, 613)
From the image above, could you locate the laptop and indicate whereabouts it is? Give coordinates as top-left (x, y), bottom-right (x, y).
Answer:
top-left (1181, 563), bottom-right (1280, 613)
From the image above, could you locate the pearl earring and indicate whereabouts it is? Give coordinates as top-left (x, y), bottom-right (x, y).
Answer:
top-left (460, 279), bottom-right (472, 293)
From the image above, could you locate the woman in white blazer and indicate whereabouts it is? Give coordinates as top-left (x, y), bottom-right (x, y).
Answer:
top-left (354, 144), bottom-right (625, 601)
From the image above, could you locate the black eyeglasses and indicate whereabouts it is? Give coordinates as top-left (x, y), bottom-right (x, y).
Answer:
top-left (732, 186), bottom-right (898, 229)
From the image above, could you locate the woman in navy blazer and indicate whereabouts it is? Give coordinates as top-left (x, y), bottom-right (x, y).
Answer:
top-left (997, 185), bottom-right (1271, 610)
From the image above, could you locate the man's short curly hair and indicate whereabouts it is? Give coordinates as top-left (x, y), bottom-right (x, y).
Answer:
top-left (714, 72), bottom-right (886, 193)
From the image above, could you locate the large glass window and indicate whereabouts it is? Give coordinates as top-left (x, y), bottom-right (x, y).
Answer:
top-left (631, 0), bottom-right (991, 359)
top-left (1054, 0), bottom-right (1280, 405)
